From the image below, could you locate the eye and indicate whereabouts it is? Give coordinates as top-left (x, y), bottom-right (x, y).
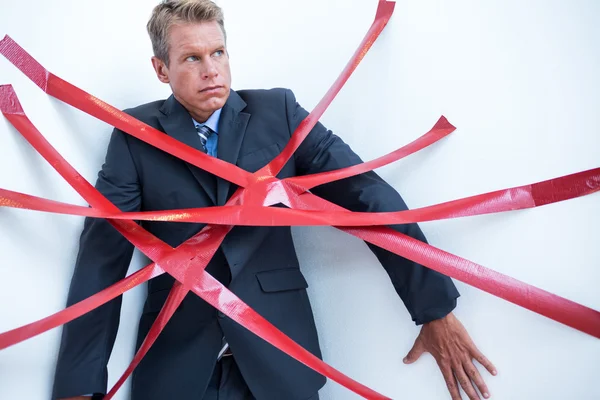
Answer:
top-left (213, 50), bottom-right (224, 57)
top-left (185, 55), bottom-right (200, 62)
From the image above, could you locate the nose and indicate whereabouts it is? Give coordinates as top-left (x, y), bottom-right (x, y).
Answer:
top-left (201, 59), bottom-right (219, 80)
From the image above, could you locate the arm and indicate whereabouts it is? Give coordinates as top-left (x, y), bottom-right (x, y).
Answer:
top-left (285, 89), bottom-right (496, 400)
top-left (52, 128), bottom-right (141, 399)
top-left (285, 89), bottom-right (459, 324)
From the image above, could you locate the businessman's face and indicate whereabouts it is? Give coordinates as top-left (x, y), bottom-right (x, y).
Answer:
top-left (152, 21), bottom-right (231, 122)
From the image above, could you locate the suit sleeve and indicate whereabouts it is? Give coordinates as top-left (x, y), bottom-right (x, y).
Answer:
top-left (285, 89), bottom-right (460, 325)
top-left (51, 128), bottom-right (141, 399)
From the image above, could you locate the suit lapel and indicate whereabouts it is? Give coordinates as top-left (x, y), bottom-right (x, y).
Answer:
top-left (158, 95), bottom-right (217, 204)
top-left (216, 90), bottom-right (250, 206)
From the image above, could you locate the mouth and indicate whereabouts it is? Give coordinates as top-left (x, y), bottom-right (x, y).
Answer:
top-left (200, 85), bottom-right (223, 93)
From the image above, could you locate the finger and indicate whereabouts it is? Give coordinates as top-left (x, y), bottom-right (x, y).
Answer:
top-left (471, 347), bottom-right (497, 376)
top-left (463, 358), bottom-right (490, 399)
top-left (438, 361), bottom-right (462, 400)
top-left (454, 362), bottom-right (481, 400)
top-left (403, 338), bottom-right (425, 364)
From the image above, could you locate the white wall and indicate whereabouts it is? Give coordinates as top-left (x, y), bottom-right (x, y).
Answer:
top-left (0, 0), bottom-right (599, 399)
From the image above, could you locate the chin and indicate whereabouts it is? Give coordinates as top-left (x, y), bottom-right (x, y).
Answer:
top-left (206, 95), bottom-right (227, 109)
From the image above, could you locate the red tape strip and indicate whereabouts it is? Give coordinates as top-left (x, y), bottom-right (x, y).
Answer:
top-left (2, 167), bottom-right (599, 227)
top-left (261, 0), bottom-right (396, 177)
top-left (107, 282), bottom-right (188, 397)
top-left (286, 190), bottom-right (600, 339)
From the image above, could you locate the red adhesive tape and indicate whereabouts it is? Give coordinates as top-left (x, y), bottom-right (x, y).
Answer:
top-left (0, 263), bottom-right (163, 351)
top-left (284, 188), bottom-right (600, 339)
top-left (2, 168), bottom-right (599, 227)
top-left (107, 282), bottom-right (189, 397)
top-left (285, 116), bottom-right (456, 189)
top-left (1, 0), bottom-right (599, 398)
top-left (261, 0), bottom-right (397, 177)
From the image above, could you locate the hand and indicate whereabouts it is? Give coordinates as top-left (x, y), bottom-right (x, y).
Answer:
top-left (403, 313), bottom-right (497, 400)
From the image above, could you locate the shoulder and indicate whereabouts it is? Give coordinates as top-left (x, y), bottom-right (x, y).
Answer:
top-left (235, 87), bottom-right (297, 112)
top-left (122, 98), bottom-right (166, 123)
top-left (108, 98), bottom-right (167, 150)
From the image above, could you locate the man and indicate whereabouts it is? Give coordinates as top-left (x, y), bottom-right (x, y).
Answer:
top-left (52, 1), bottom-right (496, 399)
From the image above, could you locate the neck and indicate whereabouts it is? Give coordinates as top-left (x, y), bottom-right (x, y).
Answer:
top-left (190, 110), bottom-right (213, 123)
top-left (173, 94), bottom-right (214, 123)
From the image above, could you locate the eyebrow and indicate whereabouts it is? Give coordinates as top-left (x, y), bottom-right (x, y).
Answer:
top-left (180, 43), bottom-right (224, 56)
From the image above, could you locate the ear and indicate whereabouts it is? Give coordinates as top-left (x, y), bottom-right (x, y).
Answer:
top-left (151, 56), bottom-right (170, 84)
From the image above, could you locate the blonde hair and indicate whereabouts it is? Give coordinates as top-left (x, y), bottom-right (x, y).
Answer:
top-left (147, 0), bottom-right (226, 65)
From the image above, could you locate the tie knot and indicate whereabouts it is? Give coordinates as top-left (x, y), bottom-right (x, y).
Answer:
top-left (196, 124), bottom-right (214, 152)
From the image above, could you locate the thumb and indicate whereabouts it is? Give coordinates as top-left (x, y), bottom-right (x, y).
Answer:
top-left (403, 338), bottom-right (425, 364)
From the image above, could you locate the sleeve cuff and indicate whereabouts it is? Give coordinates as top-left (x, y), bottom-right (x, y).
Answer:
top-left (413, 296), bottom-right (458, 325)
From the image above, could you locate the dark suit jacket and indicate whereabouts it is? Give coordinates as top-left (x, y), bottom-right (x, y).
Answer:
top-left (51, 88), bottom-right (459, 400)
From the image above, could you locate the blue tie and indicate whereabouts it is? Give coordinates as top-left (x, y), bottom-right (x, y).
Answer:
top-left (196, 124), bottom-right (214, 153)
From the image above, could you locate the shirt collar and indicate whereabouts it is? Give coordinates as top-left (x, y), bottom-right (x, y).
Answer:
top-left (193, 108), bottom-right (222, 134)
